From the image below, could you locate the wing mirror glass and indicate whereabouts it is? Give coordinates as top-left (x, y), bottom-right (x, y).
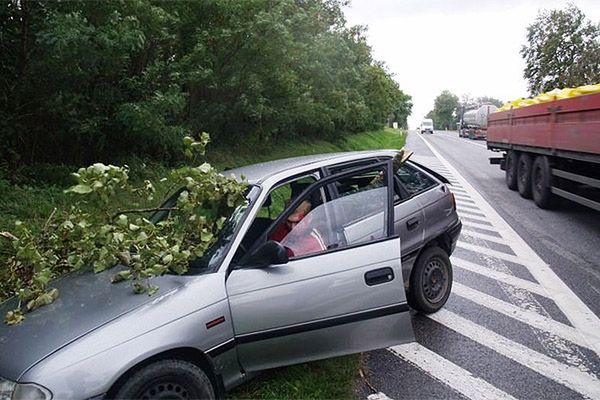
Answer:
top-left (249, 240), bottom-right (289, 267)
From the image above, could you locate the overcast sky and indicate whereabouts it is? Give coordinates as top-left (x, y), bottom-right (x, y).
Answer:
top-left (343, 0), bottom-right (600, 128)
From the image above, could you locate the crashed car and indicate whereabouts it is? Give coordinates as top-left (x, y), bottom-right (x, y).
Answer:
top-left (0, 150), bottom-right (461, 399)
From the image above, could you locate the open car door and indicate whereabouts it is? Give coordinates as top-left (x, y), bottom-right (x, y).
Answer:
top-left (226, 160), bottom-right (414, 372)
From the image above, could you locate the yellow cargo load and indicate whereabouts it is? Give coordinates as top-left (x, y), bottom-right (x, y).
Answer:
top-left (494, 83), bottom-right (600, 112)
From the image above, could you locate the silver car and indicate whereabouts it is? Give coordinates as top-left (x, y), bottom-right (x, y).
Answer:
top-left (0, 150), bottom-right (461, 400)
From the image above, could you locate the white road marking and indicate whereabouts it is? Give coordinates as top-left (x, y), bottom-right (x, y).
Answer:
top-left (452, 282), bottom-right (600, 352)
top-left (418, 133), bottom-right (600, 355)
top-left (457, 241), bottom-right (526, 265)
top-left (390, 343), bottom-right (518, 400)
top-left (433, 132), bottom-right (488, 148)
top-left (461, 220), bottom-right (499, 232)
top-left (429, 310), bottom-right (600, 399)
top-left (456, 202), bottom-right (482, 211)
top-left (459, 229), bottom-right (507, 245)
top-left (367, 392), bottom-right (394, 400)
top-left (451, 257), bottom-right (549, 298)
top-left (458, 214), bottom-right (494, 226)
top-left (455, 197), bottom-right (476, 204)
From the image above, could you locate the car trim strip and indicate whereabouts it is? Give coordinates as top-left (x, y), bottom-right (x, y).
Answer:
top-left (207, 303), bottom-right (410, 358)
top-left (235, 302), bottom-right (409, 344)
top-left (207, 338), bottom-right (236, 358)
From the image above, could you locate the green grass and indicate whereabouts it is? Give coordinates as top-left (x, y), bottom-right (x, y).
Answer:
top-left (229, 354), bottom-right (361, 400)
top-left (0, 128), bottom-right (405, 399)
top-left (206, 127), bottom-right (406, 170)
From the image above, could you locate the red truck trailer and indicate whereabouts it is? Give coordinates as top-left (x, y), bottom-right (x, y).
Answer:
top-left (487, 92), bottom-right (600, 211)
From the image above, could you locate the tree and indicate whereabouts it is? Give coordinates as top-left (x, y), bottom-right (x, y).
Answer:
top-left (389, 91), bottom-right (413, 129)
top-left (521, 4), bottom-right (600, 95)
top-left (476, 96), bottom-right (503, 108)
top-left (427, 90), bottom-right (459, 130)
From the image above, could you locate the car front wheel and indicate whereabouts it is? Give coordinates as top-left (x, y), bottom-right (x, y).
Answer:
top-left (408, 246), bottom-right (453, 314)
top-left (114, 359), bottom-right (216, 400)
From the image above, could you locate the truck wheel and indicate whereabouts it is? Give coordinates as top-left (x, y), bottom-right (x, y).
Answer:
top-left (532, 156), bottom-right (556, 208)
top-left (517, 153), bottom-right (533, 198)
top-left (408, 246), bottom-right (452, 314)
top-left (114, 359), bottom-right (216, 400)
top-left (505, 151), bottom-right (518, 190)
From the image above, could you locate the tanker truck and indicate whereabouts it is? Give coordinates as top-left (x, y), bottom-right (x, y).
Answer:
top-left (487, 90), bottom-right (600, 211)
top-left (459, 104), bottom-right (498, 139)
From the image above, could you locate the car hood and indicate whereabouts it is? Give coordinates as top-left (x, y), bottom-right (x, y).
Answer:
top-left (0, 266), bottom-right (186, 380)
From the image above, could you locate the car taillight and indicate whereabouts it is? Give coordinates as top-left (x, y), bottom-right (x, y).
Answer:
top-left (450, 192), bottom-right (456, 211)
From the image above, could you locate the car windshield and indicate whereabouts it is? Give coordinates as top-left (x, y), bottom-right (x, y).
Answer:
top-left (423, 121), bottom-right (432, 126)
top-left (152, 185), bottom-right (258, 274)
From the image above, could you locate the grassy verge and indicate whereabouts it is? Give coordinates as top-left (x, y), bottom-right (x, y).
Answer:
top-left (0, 128), bottom-right (405, 399)
top-left (229, 354), bottom-right (361, 400)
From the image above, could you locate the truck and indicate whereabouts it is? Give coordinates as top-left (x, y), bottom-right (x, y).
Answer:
top-left (419, 118), bottom-right (434, 134)
top-left (459, 104), bottom-right (497, 139)
top-left (487, 92), bottom-right (600, 211)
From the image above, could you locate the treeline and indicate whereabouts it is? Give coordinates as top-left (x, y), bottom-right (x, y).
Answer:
top-left (425, 91), bottom-right (501, 130)
top-left (1, 0), bottom-right (412, 167)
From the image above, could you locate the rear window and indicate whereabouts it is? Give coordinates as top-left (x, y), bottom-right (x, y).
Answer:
top-left (396, 164), bottom-right (437, 195)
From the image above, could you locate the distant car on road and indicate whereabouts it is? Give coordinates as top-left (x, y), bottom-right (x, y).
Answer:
top-left (0, 151), bottom-right (461, 400)
top-left (419, 118), bottom-right (434, 134)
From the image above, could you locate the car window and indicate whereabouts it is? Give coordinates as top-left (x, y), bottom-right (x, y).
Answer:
top-left (396, 164), bottom-right (437, 196)
top-left (255, 175), bottom-right (318, 220)
top-left (235, 174), bottom-right (319, 261)
top-left (275, 164), bottom-right (389, 259)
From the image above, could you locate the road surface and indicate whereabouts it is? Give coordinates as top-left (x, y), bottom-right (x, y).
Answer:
top-left (359, 130), bottom-right (600, 400)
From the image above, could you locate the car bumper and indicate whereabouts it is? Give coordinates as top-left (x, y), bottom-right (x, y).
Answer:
top-left (447, 220), bottom-right (462, 254)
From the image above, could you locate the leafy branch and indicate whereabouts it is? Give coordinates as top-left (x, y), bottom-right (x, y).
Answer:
top-left (1, 133), bottom-right (246, 325)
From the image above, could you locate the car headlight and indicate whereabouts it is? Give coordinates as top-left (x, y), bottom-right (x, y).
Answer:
top-left (0, 377), bottom-right (52, 400)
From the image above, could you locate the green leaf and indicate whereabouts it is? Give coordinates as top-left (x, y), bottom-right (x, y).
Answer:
top-left (4, 310), bottom-right (24, 325)
top-left (66, 184), bottom-right (93, 194)
top-left (111, 270), bottom-right (132, 283)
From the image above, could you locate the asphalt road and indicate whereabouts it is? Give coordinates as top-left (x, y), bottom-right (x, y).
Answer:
top-left (358, 130), bottom-right (600, 400)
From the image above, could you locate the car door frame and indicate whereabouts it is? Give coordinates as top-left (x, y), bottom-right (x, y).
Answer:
top-left (224, 159), bottom-right (414, 372)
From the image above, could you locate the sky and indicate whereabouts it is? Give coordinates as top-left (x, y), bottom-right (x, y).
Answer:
top-left (343, 0), bottom-right (600, 129)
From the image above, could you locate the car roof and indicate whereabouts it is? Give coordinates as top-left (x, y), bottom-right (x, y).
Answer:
top-left (222, 150), bottom-right (399, 184)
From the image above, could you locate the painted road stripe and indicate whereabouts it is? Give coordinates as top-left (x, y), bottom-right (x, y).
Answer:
top-left (457, 208), bottom-right (487, 218)
top-left (418, 133), bottom-right (600, 358)
top-left (455, 197), bottom-right (476, 205)
top-left (367, 393), bottom-right (394, 400)
top-left (457, 203), bottom-right (483, 211)
top-left (429, 310), bottom-right (600, 399)
top-left (390, 343), bottom-right (517, 400)
top-left (459, 215), bottom-right (494, 226)
top-left (461, 220), bottom-right (501, 233)
top-left (460, 230), bottom-right (508, 246)
top-left (451, 257), bottom-right (549, 297)
top-left (457, 241), bottom-right (537, 266)
top-left (453, 283), bottom-right (600, 352)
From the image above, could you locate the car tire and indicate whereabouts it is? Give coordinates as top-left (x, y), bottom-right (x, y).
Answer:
top-left (531, 156), bottom-right (556, 209)
top-left (408, 246), bottom-right (452, 314)
top-left (517, 153), bottom-right (533, 198)
top-left (505, 151), bottom-right (518, 190)
top-left (114, 359), bottom-right (216, 400)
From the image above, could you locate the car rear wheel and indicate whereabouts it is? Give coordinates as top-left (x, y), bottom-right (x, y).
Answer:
top-left (505, 151), bottom-right (518, 190)
top-left (114, 359), bottom-right (216, 400)
top-left (408, 246), bottom-right (453, 314)
top-left (517, 153), bottom-right (533, 198)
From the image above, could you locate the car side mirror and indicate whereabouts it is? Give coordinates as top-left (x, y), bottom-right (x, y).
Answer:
top-left (249, 240), bottom-right (289, 267)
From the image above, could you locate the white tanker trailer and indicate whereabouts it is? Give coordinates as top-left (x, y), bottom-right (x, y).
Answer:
top-left (459, 104), bottom-right (497, 139)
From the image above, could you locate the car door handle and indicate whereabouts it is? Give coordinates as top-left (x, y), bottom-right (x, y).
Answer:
top-left (364, 267), bottom-right (395, 286)
top-left (406, 217), bottom-right (419, 230)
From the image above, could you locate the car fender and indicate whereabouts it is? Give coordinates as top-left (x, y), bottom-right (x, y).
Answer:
top-left (19, 274), bottom-right (235, 399)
